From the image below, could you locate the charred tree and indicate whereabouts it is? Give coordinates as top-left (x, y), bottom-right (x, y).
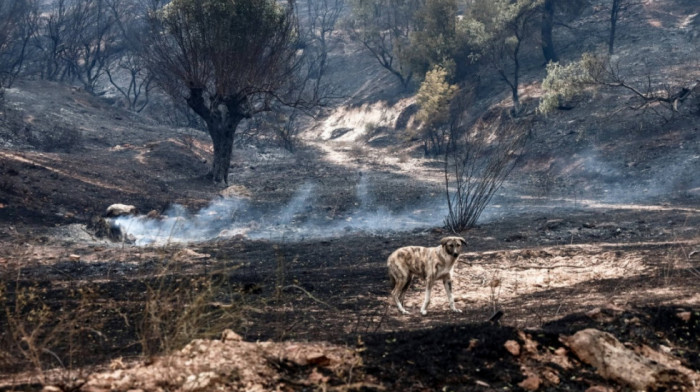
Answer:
top-left (348, 0), bottom-right (421, 90)
top-left (540, 0), bottom-right (557, 63)
top-left (607, 0), bottom-right (642, 55)
top-left (539, 0), bottom-right (587, 64)
top-left (608, 0), bottom-right (620, 54)
top-left (145, 0), bottom-right (315, 184)
top-left (475, 0), bottom-right (542, 115)
top-left (0, 0), bottom-right (35, 88)
top-left (443, 113), bottom-right (526, 232)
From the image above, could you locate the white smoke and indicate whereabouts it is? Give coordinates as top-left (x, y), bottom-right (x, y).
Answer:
top-left (113, 196), bottom-right (250, 245)
top-left (527, 148), bottom-right (700, 206)
top-left (112, 150), bottom-right (699, 246)
top-left (113, 179), bottom-right (450, 245)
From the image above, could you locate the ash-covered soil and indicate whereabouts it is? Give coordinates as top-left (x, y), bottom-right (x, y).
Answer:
top-left (1, 0), bottom-right (700, 390)
top-left (1, 200), bottom-right (698, 390)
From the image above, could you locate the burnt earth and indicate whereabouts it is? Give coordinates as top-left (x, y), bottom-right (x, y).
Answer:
top-left (1, 206), bottom-right (698, 390)
top-left (1, 0), bottom-right (700, 388)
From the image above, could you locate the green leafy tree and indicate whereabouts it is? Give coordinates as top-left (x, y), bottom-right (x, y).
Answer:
top-left (145, 0), bottom-right (305, 184)
top-left (407, 0), bottom-right (458, 78)
top-left (537, 52), bottom-right (601, 115)
top-left (412, 65), bottom-right (458, 155)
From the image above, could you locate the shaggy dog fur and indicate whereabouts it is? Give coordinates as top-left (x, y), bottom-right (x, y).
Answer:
top-left (387, 236), bottom-right (466, 315)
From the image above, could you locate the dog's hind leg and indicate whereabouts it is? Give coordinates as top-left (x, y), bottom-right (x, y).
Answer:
top-left (396, 274), bottom-right (412, 311)
top-left (391, 276), bottom-right (411, 315)
top-left (399, 275), bottom-right (412, 301)
top-left (443, 278), bottom-right (462, 313)
top-left (388, 258), bottom-right (411, 315)
top-left (420, 278), bottom-right (434, 315)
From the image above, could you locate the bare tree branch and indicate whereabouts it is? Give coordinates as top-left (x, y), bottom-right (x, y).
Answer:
top-left (443, 112), bottom-right (527, 232)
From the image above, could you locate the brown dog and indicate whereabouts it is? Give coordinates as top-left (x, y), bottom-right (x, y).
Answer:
top-left (387, 236), bottom-right (466, 315)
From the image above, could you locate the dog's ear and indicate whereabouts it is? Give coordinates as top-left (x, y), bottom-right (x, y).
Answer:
top-left (440, 237), bottom-right (450, 246)
top-left (459, 237), bottom-right (467, 246)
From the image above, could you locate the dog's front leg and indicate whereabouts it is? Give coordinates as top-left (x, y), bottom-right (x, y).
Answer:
top-left (444, 278), bottom-right (461, 313)
top-left (420, 279), bottom-right (433, 315)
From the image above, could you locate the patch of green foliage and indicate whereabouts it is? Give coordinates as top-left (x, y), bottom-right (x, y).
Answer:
top-left (538, 53), bottom-right (606, 115)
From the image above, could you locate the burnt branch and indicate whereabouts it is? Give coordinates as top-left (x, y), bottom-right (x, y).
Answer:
top-left (593, 57), bottom-right (699, 117)
top-left (443, 114), bottom-right (527, 232)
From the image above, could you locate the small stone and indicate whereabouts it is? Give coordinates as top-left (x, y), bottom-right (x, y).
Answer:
top-left (306, 353), bottom-right (331, 366)
top-left (504, 340), bottom-right (521, 356)
top-left (518, 375), bottom-right (541, 391)
top-left (221, 329), bottom-right (243, 343)
top-left (677, 311), bottom-right (691, 322)
top-left (105, 203), bottom-right (137, 217)
top-left (585, 387), bottom-right (613, 392)
top-left (542, 368), bottom-right (560, 384)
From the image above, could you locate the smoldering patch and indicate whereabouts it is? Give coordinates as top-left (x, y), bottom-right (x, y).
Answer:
top-left (112, 180), bottom-right (450, 245)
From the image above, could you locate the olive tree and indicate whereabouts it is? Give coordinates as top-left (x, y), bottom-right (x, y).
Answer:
top-left (408, 0), bottom-right (459, 78)
top-left (145, 0), bottom-right (306, 184)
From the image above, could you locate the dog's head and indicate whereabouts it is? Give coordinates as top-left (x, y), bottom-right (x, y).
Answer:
top-left (440, 236), bottom-right (467, 258)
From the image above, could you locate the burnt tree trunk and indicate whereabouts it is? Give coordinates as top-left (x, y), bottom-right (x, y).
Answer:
top-left (609, 0), bottom-right (621, 54)
top-left (511, 56), bottom-right (520, 114)
top-left (541, 0), bottom-right (558, 63)
top-left (208, 121), bottom-right (239, 184)
top-left (187, 87), bottom-right (246, 184)
top-left (499, 36), bottom-right (522, 116)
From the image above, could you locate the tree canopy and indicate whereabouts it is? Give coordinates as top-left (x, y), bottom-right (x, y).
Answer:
top-left (146, 0), bottom-right (302, 183)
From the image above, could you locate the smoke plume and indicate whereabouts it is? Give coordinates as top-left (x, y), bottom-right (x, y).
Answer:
top-left (113, 179), bottom-right (449, 245)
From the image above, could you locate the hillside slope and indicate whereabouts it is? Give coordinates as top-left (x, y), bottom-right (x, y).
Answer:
top-left (0, 0), bottom-right (698, 234)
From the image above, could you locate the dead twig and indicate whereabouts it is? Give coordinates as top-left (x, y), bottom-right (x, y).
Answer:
top-left (282, 284), bottom-right (338, 311)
